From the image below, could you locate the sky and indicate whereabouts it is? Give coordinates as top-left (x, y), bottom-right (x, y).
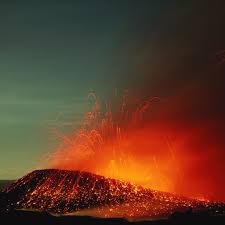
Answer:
top-left (0, 0), bottom-right (225, 180)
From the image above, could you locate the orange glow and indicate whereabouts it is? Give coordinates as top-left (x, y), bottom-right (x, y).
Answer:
top-left (7, 169), bottom-right (223, 218)
top-left (47, 91), bottom-right (225, 202)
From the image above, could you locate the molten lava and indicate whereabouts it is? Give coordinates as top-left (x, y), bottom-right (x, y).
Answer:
top-left (46, 92), bottom-right (225, 202)
top-left (4, 169), bottom-right (225, 219)
top-left (48, 94), bottom-right (175, 192)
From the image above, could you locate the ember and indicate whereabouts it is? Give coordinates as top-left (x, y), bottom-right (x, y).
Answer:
top-left (4, 169), bottom-right (224, 219)
top-left (46, 92), bottom-right (225, 201)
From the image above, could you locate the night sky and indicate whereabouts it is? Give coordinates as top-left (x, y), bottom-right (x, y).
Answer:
top-left (0, 0), bottom-right (225, 179)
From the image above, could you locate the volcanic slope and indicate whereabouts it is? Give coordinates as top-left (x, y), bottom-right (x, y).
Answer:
top-left (5, 169), bottom-right (153, 212)
top-left (4, 169), bottom-right (225, 218)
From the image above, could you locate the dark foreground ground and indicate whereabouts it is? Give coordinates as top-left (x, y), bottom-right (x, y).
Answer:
top-left (0, 209), bottom-right (224, 225)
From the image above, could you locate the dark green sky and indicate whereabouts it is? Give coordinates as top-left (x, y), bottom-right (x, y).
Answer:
top-left (0, 0), bottom-right (225, 179)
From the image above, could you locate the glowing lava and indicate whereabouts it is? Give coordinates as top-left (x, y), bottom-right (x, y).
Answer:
top-left (4, 169), bottom-right (224, 219)
top-left (46, 92), bottom-right (225, 202)
top-left (48, 93), bottom-right (175, 192)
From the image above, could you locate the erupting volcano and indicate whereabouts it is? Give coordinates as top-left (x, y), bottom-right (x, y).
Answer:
top-left (45, 92), bottom-right (225, 202)
top-left (3, 92), bottom-right (224, 220)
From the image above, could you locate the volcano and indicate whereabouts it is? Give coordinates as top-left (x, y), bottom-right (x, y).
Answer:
top-left (3, 169), bottom-right (225, 219)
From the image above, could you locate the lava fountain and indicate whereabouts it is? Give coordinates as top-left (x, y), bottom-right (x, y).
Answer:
top-left (46, 91), bottom-right (225, 202)
top-left (48, 93), bottom-right (175, 192)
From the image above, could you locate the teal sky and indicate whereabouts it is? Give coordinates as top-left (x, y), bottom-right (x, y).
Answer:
top-left (0, 0), bottom-right (225, 179)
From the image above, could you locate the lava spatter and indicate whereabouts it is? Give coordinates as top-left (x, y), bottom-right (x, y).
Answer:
top-left (5, 169), bottom-right (153, 213)
top-left (4, 169), bottom-right (225, 219)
